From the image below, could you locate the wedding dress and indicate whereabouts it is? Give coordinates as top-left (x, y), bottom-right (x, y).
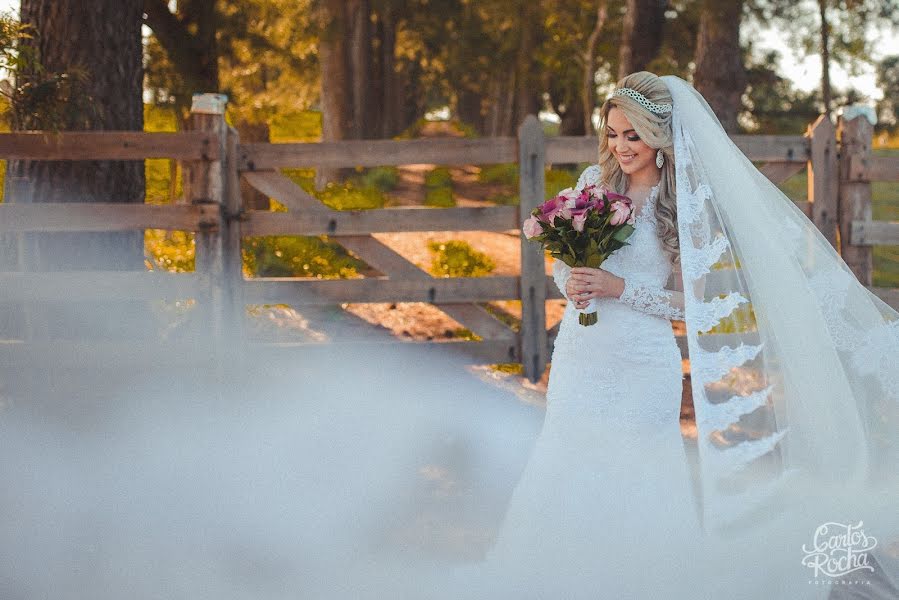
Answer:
top-left (458, 167), bottom-right (708, 598)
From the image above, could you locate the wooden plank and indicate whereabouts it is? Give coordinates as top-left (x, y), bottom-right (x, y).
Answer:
top-left (849, 155), bottom-right (899, 182)
top-left (0, 131), bottom-right (218, 161)
top-left (806, 115), bottom-right (840, 249)
top-left (242, 276), bottom-right (520, 305)
top-left (338, 235), bottom-right (516, 341)
top-left (187, 109), bottom-right (230, 367)
top-left (518, 115), bottom-right (548, 383)
top-left (238, 137), bottom-right (518, 171)
top-left (0, 271), bottom-right (209, 301)
top-left (247, 338), bottom-right (521, 365)
top-left (839, 116), bottom-right (874, 284)
top-left (731, 135), bottom-right (809, 162)
top-left (242, 205), bottom-right (519, 236)
top-left (850, 220), bottom-right (899, 245)
top-left (225, 126), bottom-right (246, 346)
top-left (242, 170), bottom-right (329, 212)
top-left (795, 200), bottom-right (812, 219)
top-left (546, 136), bottom-right (603, 164)
top-left (758, 161), bottom-right (806, 185)
top-left (0, 203), bottom-right (220, 233)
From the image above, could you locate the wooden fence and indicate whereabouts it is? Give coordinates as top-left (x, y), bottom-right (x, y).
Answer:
top-left (0, 106), bottom-right (897, 382)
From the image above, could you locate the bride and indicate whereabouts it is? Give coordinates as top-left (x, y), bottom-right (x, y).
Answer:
top-left (436, 72), bottom-right (899, 599)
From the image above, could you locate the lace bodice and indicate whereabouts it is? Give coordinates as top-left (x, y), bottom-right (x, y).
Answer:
top-left (552, 165), bottom-right (685, 321)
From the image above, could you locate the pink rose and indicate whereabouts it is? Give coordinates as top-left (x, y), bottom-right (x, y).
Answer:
top-left (572, 212), bottom-right (588, 232)
top-left (538, 196), bottom-right (566, 223)
top-left (557, 187), bottom-right (580, 208)
top-left (609, 200), bottom-right (632, 226)
top-left (605, 190), bottom-right (631, 203)
top-left (522, 215), bottom-right (543, 238)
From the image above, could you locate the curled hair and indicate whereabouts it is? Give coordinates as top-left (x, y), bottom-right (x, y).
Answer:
top-left (598, 71), bottom-right (679, 263)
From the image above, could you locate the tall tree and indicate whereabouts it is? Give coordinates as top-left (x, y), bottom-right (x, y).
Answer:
top-left (876, 54), bottom-right (899, 128)
top-left (693, 0), bottom-right (745, 132)
top-left (582, 1), bottom-right (609, 133)
top-left (752, 0), bottom-right (899, 118)
top-left (9, 0), bottom-right (146, 338)
top-left (143, 0), bottom-right (219, 122)
top-left (617, 0), bottom-right (666, 79)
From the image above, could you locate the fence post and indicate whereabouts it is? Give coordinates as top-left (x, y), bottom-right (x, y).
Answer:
top-left (837, 114), bottom-right (874, 285)
top-left (224, 125), bottom-right (245, 366)
top-left (518, 115), bottom-right (548, 384)
top-left (186, 95), bottom-right (230, 368)
top-left (807, 115), bottom-right (839, 249)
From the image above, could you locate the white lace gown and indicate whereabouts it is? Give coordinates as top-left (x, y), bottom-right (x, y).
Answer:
top-left (473, 165), bottom-right (705, 597)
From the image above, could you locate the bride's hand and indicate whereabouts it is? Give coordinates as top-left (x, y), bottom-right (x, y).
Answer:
top-left (568, 267), bottom-right (625, 308)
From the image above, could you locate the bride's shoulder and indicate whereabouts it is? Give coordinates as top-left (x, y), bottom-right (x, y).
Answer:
top-left (575, 164), bottom-right (601, 190)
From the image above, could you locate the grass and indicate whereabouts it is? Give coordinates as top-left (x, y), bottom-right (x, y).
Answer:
top-left (424, 167), bottom-right (455, 207)
top-left (482, 164), bottom-right (583, 205)
top-left (427, 239), bottom-right (495, 278)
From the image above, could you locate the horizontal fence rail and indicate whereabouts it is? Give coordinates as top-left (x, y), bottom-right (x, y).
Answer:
top-left (0, 113), bottom-right (894, 384)
top-left (0, 131), bottom-right (219, 161)
top-left (241, 206), bottom-right (519, 236)
top-left (0, 203), bottom-right (220, 232)
top-left (238, 137), bottom-right (519, 171)
top-left (0, 272), bottom-right (209, 301)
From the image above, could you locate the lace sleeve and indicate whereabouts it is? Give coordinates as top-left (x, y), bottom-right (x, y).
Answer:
top-left (552, 258), bottom-right (572, 300)
top-left (619, 277), bottom-right (685, 321)
top-left (575, 164), bottom-right (601, 191)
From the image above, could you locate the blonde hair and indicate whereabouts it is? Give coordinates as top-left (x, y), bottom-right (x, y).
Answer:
top-left (598, 71), bottom-right (679, 263)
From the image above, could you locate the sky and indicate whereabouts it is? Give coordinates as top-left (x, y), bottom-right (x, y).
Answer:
top-left (0, 0), bottom-right (895, 102)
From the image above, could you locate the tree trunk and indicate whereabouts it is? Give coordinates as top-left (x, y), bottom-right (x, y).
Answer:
top-left (559, 94), bottom-right (586, 137)
top-left (583, 0), bottom-right (609, 133)
top-left (348, 0), bottom-right (371, 139)
top-left (142, 0), bottom-right (219, 114)
top-left (693, 0), bottom-right (745, 133)
top-left (514, 2), bottom-right (541, 128)
top-left (818, 0), bottom-right (832, 118)
top-left (456, 88), bottom-right (486, 134)
top-left (9, 0), bottom-right (147, 340)
top-left (316, 0), bottom-right (352, 188)
top-left (617, 0), bottom-right (666, 79)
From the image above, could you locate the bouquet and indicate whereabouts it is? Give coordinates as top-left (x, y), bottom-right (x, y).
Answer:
top-left (522, 184), bottom-right (637, 326)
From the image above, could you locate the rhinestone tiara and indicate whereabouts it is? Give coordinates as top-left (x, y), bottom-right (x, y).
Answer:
top-left (611, 87), bottom-right (672, 114)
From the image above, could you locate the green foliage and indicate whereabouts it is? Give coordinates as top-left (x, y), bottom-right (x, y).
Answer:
top-left (357, 166), bottom-right (400, 192)
top-left (269, 110), bottom-right (322, 142)
top-left (876, 55), bottom-right (899, 128)
top-left (0, 11), bottom-right (95, 131)
top-left (143, 105), bottom-right (182, 204)
top-left (491, 362), bottom-right (523, 374)
top-left (700, 302), bottom-right (758, 335)
top-left (478, 163), bottom-right (519, 186)
top-left (242, 235), bottom-right (366, 278)
top-left (485, 165), bottom-right (582, 205)
top-left (424, 166), bottom-right (455, 207)
top-left (280, 167), bottom-right (389, 210)
top-left (742, 51), bottom-right (823, 134)
top-left (145, 230), bottom-right (195, 272)
top-left (427, 240), bottom-right (495, 278)
top-left (396, 117), bottom-right (479, 140)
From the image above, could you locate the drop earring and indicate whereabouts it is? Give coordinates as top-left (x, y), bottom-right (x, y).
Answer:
top-left (655, 149), bottom-right (664, 168)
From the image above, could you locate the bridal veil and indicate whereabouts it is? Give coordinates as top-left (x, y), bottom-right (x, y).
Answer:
top-left (663, 74), bottom-right (899, 589)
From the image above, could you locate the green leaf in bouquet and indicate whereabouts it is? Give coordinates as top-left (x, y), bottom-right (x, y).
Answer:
top-left (585, 253), bottom-right (603, 268)
top-left (611, 224), bottom-right (635, 243)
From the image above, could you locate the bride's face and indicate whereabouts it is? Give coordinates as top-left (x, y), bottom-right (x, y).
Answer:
top-left (605, 107), bottom-right (656, 178)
